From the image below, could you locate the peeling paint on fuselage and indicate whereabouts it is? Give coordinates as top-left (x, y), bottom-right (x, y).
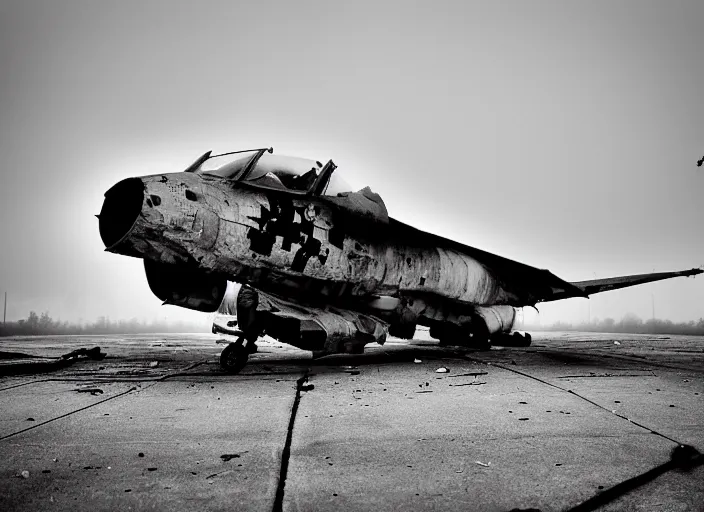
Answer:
top-left (113, 172), bottom-right (520, 330)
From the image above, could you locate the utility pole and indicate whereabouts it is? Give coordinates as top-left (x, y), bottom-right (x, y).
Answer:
top-left (3, 292), bottom-right (6, 325)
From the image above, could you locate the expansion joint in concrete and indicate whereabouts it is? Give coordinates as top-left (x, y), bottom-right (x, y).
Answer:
top-left (0, 386), bottom-right (138, 441)
top-left (489, 361), bottom-right (685, 446)
top-left (273, 369), bottom-right (310, 512)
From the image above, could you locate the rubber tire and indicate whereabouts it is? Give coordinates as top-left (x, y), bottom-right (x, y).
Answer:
top-left (220, 343), bottom-right (249, 374)
top-left (439, 332), bottom-right (491, 351)
top-left (471, 333), bottom-right (492, 351)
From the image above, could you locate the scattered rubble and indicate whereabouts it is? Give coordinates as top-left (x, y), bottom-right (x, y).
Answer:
top-left (0, 346), bottom-right (107, 376)
top-left (435, 367), bottom-right (449, 373)
top-left (448, 371), bottom-right (488, 378)
top-left (75, 387), bottom-right (104, 395)
top-left (61, 347), bottom-right (106, 361)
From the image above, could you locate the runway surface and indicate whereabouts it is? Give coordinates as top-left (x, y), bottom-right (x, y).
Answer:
top-left (1, 330), bottom-right (703, 511)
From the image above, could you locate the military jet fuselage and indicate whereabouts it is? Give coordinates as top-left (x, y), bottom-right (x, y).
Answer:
top-left (99, 148), bottom-right (702, 364)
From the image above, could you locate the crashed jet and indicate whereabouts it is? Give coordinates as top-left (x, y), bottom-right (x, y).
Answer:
top-left (98, 148), bottom-right (702, 372)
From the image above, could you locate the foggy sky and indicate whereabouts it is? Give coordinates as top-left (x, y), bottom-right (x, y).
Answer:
top-left (1, 0), bottom-right (703, 327)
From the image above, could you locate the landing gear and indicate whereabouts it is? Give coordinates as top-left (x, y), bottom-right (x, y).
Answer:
top-left (491, 331), bottom-right (532, 347)
top-left (435, 324), bottom-right (492, 351)
top-left (219, 285), bottom-right (262, 374)
top-left (219, 336), bottom-right (251, 374)
top-left (469, 331), bottom-right (492, 351)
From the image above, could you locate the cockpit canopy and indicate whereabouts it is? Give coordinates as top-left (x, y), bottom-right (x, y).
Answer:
top-left (191, 148), bottom-right (388, 223)
top-left (195, 150), bottom-right (351, 197)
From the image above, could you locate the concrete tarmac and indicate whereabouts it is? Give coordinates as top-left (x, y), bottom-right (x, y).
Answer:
top-left (0, 331), bottom-right (702, 511)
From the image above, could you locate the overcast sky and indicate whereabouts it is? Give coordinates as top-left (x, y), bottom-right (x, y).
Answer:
top-left (1, 0), bottom-right (703, 326)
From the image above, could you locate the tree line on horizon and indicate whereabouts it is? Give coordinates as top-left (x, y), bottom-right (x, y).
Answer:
top-left (0, 311), bottom-right (211, 337)
top-left (1, 310), bottom-right (704, 338)
top-left (517, 312), bottom-right (704, 336)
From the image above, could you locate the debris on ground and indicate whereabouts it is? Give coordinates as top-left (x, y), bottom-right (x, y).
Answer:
top-left (614, 341), bottom-right (621, 345)
top-left (149, 361), bottom-right (159, 368)
top-left (0, 351), bottom-right (38, 360)
top-left (60, 347), bottom-right (106, 361)
top-left (475, 461), bottom-right (491, 467)
top-left (75, 387), bottom-right (104, 395)
top-left (435, 367), bottom-right (449, 373)
top-left (17, 470), bottom-right (30, 479)
top-left (447, 371), bottom-right (488, 378)
top-left (449, 382), bottom-right (486, 387)
top-left (300, 384), bottom-right (315, 392)
top-left (414, 359), bottom-right (422, 364)
top-left (0, 346), bottom-right (107, 376)
top-left (26, 417), bottom-right (35, 421)
top-left (206, 470), bottom-right (232, 480)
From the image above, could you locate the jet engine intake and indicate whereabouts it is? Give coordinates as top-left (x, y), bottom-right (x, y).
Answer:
top-left (99, 178), bottom-right (144, 249)
top-left (144, 260), bottom-right (227, 312)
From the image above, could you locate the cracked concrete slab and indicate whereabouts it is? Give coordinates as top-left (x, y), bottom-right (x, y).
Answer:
top-left (284, 361), bottom-right (683, 511)
top-left (0, 335), bottom-right (306, 512)
top-left (0, 332), bottom-right (703, 511)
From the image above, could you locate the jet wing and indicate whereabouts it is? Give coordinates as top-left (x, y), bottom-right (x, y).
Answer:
top-left (557, 268), bottom-right (703, 301)
top-left (388, 220), bottom-right (702, 305)
top-left (389, 219), bottom-right (588, 304)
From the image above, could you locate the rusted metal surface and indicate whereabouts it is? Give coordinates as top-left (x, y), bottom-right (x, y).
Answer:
top-left (106, 172), bottom-right (579, 311)
top-left (99, 149), bottom-right (703, 353)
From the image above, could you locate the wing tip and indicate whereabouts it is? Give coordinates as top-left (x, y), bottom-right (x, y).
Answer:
top-left (682, 268), bottom-right (703, 277)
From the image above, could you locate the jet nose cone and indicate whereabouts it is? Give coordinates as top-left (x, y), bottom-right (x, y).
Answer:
top-left (99, 177), bottom-right (144, 249)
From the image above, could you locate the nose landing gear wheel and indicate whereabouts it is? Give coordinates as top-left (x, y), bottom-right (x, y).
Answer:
top-left (220, 338), bottom-right (249, 374)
